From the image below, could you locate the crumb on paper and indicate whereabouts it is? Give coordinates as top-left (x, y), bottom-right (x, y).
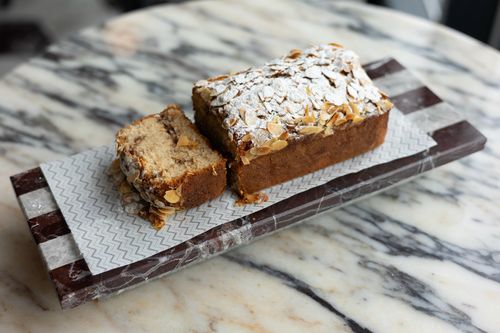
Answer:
top-left (236, 192), bottom-right (269, 206)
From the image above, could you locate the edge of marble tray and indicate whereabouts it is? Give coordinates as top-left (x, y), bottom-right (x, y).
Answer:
top-left (9, 58), bottom-right (487, 309)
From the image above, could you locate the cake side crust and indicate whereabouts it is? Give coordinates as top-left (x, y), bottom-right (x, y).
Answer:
top-left (231, 111), bottom-right (390, 195)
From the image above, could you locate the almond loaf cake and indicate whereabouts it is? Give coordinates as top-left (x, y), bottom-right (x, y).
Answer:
top-left (115, 104), bottom-right (226, 228)
top-left (193, 43), bottom-right (393, 199)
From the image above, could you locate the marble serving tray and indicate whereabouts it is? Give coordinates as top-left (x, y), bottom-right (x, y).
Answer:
top-left (10, 58), bottom-right (486, 310)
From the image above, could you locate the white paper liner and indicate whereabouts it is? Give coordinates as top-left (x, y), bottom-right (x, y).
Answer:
top-left (41, 109), bottom-right (436, 274)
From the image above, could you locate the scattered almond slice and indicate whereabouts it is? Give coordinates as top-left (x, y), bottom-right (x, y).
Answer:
top-left (208, 74), bottom-right (228, 82)
top-left (287, 49), bottom-right (302, 59)
top-left (267, 122), bottom-right (285, 137)
top-left (108, 159), bottom-right (122, 176)
top-left (236, 192), bottom-right (269, 205)
top-left (300, 126), bottom-right (323, 135)
top-left (271, 140), bottom-right (288, 151)
top-left (164, 190), bottom-right (180, 203)
top-left (329, 42), bottom-right (344, 48)
top-left (352, 114), bottom-right (365, 124)
top-left (278, 131), bottom-right (289, 140)
top-left (118, 181), bottom-right (133, 194)
top-left (250, 146), bottom-right (272, 156)
top-left (241, 155), bottom-right (251, 165)
top-left (241, 133), bottom-right (253, 142)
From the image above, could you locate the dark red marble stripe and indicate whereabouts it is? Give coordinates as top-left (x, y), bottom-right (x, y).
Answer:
top-left (364, 58), bottom-right (405, 80)
top-left (10, 167), bottom-right (47, 196)
top-left (27, 210), bottom-right (70, 244)
top-left (391, 86), bottom-right (442, 114)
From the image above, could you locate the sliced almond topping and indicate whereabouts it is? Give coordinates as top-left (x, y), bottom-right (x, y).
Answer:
top-left (326, 105), bottom-right (338, 115)
top-left (287, 49), bottom-right (302, 59)
top-left (118, 181), bottom-right (132, 194)
top-left (335, 117), bottom-right (348, 126)
top-left (267, 122), bottom-right (285, 137)
top-left (208, 74), bottom-right (228, 82)
top-left (379, 90), bottom-right (389, 99)
top-left (342, 103), bottom-right (353, 115)
top-left (108, 159), bottom-right (121, 175)
top-left (228, 117), bottom-right (238, 126)
top-left (349, 102), bottom-right (360, 115)
top-left (327, 113), bottom-right (340, 127)
top-left (164, 190), bottom-right (180, 204)
top-left (278, 131), bottom-right (289, 140)
top-left (347, 85), bottom-right (358, 98)
top-left (324, 127), bottom-right (334, 136)
top-left (305, 86), bottom-right (312, 96)
top-left (271, 140), bottom-right (288, 151)
top-left (245, 110), bottom-right (258, 126)
top-left (241, 155), bottom-right (251, 165)
top-left (352, 114), bottom-right (365, 124)
top-left (319, 111), bottom-right (331, 122)
top-left (241, 133), bottom-right (253, 142)
top-left (250, 146), bottom-right (272, 156)
top-left (377, 99), bottom-right (393, 111)
top-left (239, 108), bottom-right (246, 119)
top-left (329, 42), bottom-right (344, 48)
top-left (300, 104), bottom-right (316, 124)
top-left (299, 126), bottom-right (323, 135)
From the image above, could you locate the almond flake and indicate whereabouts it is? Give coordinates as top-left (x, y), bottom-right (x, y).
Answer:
top-left (164, 190), bottom-right (180, 204)
top-left (347, 85), bottom-right (358, 99)
top-left (349, 102), bottom-right (360, 114)
top-left (335, 117), bottom-right (348, 126)
top-left (267, 122), bottom-right (285, 137)
top-left (118, 181), bottom-right (132, 194)
top-left (250, 146), bottom-right (272, 156)
top-left (305, 86), bottom-right (312, 96)
top-left (320, 111), bottom-right (331, 122)
top-left (271, 140), bottom-right (288, 151)
top-left (262, 86), bottom-right (274, 100)
top-left (352, 114), bottom-right (365, 124)
top-left (245, 110), bottom-right (258, 126)
top-left (241, 133), bottom-right (253, 142)
top-left (208, 74), bottom-right (228, 82)
top-left (239, 108), bottom-right (246, 119)
top-left (211, 84), bottom-right (227, 96)
top-left (278, 131), bottom-right (289, 140)
top-left (329, 42), bottom-right (344, 48)
top-left (287, 49), bottom-right (302, 59)
top-left (241, 155), bottom-right (250, 165)
top-left (299, 126), bottom-right (323, 135)
top-left (304, 66), bottom-right (322, 79)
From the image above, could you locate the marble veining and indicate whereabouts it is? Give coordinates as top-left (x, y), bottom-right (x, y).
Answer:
top-left (1, 0), bottom-right (499, 332)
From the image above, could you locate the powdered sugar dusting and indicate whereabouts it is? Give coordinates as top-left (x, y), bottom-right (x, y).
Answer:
top-left (195, 44), bottom-right (392, 153)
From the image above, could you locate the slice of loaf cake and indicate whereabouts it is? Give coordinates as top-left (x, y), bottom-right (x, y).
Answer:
top-left (115, 104), bottom-right (226, 228)
top-left (192, 43), bottom-right (393, 199)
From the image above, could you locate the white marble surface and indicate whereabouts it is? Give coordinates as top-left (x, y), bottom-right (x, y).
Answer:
top-left (0, 0), bottom-right (499, 332)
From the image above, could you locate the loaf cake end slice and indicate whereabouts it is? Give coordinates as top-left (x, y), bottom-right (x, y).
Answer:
top-left (193, 43), bottom-right (393, 199)
top-left (115, 104), bottom-right (226, 228)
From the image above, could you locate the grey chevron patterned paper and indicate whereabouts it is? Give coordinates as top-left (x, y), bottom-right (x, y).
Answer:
top-left (41, 109), bottom-right (435, 274)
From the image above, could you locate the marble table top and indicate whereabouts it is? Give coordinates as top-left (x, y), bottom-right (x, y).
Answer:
top-left (1, 0), bottom-right (499, 332)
